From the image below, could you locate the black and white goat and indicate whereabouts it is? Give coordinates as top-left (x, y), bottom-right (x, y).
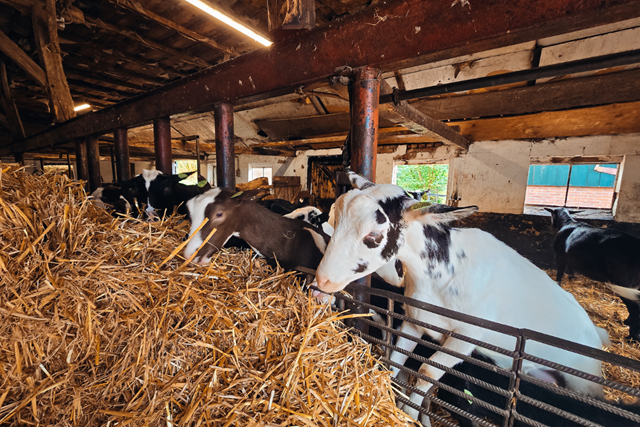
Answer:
top-left (184, 188), bottom-right (330, 270)
top-left (141, 170), bottom-right (211, 220)
top-left (546, 207), bottom-right (640, 341)
top-left (315, 172), bottom-right (608, 422)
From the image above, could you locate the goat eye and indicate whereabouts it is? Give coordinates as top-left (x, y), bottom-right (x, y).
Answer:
top-left (216, 212), bottom-right (223, 217)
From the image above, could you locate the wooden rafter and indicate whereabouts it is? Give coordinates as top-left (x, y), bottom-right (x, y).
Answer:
top-left (31, 0), bottom-right (76, 122)
top-left (378, 79), bottom-right (469, 150)
top-left (0, 60), bottom-right (26, 141)
top-left (0, 29), bottom-right (47, 86)
top-left (63, 56), bottom-right (167, 86)
top-left (82, 16), bottom-right (211, 69)
top-left (112, 0), bottom-right (237, 57)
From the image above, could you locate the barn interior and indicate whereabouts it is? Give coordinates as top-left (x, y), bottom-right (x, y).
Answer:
top-left (2, 0), bottom-right (640, 425)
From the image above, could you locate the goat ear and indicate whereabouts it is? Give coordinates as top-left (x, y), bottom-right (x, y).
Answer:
top-left (347, 171), bottom-right (375, 190)
top-left (403, 202), bottom-right (478, 224)
top-left (568, 209), bottom-right (582, 215)
top-left (231, 189), bottom-right (262, 201)
top-left (543, 207), bottom-right (556, 214)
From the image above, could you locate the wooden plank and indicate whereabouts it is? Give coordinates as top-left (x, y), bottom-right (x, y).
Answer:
top-left (4, 0), bottom-right (640, 155)
top-left (83, 15), bottom-right (211, 69)
top-left (283, 0), bottom-right (316, 30)
top-left (256, 113), bottom-right (396, 140)
top-left (0, 29), bottom-right (47, 87)
top-left (530, 155), bottom-right (624, 164)
top-left (411, 69), bottom-right (640, 120)
top-left (0, 60), bottom-right (26, 141)
top-left (114, 0), bottom-right (236, 57)
top-left (379, 79), bottom-right (469, 150)
top-left (31, 0), bottom-right (75, 122)
top-left (456, 101), bottom-right (640, 141)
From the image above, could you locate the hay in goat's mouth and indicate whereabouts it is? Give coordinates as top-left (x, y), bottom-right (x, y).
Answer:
top-left (0, 165), bottom-right (411, 427)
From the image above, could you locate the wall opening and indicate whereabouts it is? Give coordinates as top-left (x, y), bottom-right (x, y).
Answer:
top-left (524, 163), bottom-right (619, 219)
top-left (393, 164), bottom-right (449, 203)
top-left (174, 160), bottom-right (199, 185)
top-left (248, 164), bottom-right (273, 185)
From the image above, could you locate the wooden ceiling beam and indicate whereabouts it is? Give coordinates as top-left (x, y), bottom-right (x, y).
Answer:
top-left (378, 79), bottom-right (469, 150)
top-left (31, 0), bottom-right (75, 122)
top-left (0, 60), bottom-right (26, 141)
top-left (411, 68), bottom-right (640, 120)
top-left (65, 70), bottom-right (146, 93)
top-left (0, 29), bottom-right (47, 86)
top-left (112, 0), bottom-right (237, 57)
top-left (5, 0), bottom-right (640, 155)
top-left (63, 56), bottom-right (166, 86)
top-left (59, 34), bottom-right (187, 79)
top-left (82, 15), bottom-right (211, 69)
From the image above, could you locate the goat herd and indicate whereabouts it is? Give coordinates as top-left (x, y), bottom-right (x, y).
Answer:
top-left (92, 169), bottom-right (640, 427)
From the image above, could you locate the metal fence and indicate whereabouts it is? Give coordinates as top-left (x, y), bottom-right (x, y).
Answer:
top-left (305, 277), bottom-right (640, 427)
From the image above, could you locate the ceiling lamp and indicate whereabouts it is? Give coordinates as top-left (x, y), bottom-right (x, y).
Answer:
top-left (183, 0), bottom-right (272, 47)
top-left (74, 104), bottom-right (91, 112)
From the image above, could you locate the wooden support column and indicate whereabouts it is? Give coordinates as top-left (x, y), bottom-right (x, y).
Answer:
top-left (350, 66), bottom-right (380, 182)
top-left (32, 0), bottom-right (76, 122)
top-left (153, 116), bottom-right (172, 174)
top-left (347, 66), bottom-right (380, 334)
top-left (75, 138), bottom-right (89, 187)
top-left (0, 60), bottom-right (25, 142)
top-left (114, 127), bottom-right (131, 182)
top-left (86, 135), bottom-right (101, 192)
top-left (214, 103), bottom-right (236, 189)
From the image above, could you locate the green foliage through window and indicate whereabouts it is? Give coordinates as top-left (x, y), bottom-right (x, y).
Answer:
top-left (174, 160), bottom-right (199, 185)
top-left (395, 164), bottom-right (448, 203)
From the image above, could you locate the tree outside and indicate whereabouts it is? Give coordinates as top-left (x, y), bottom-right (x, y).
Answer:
top-left (174, 160), bottom-right (199, 185)
top-left (395, 164), bottom-right (449, 203)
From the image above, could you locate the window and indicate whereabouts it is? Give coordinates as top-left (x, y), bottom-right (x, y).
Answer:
top-left (524, 163), bottom-right (619, 217)
top-left (393, 164), bottom-right (449, 203)
top-left (174, 160), bottom-right (199, 185)
top-left (248, 164), bottom-right (273, 184)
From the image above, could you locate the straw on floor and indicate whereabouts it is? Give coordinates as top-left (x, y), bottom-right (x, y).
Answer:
top-left (0, 165), bottom-right (412, 427)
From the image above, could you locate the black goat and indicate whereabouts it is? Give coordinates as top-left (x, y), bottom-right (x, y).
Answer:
top-left (546, 207), bottom-right (640, 341)
top-left (436, 352), bottom-right (640, 427)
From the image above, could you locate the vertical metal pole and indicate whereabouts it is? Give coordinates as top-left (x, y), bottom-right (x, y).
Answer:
top-left (66, 152), bottom-right (72, 178)
top-left (347, 66), bottom-right (380, 334)
top-left (505, 332), bottom-right (527, 427)
top-left (110, 147), bottom-right (116, 183)
top-left (214, 103), bottom-right (236, 189)
top-left (86, 135), bottom-right (102, 193)
top-left (75, 138), bottom-right (89, 189)
top-left (154, 116), bottom-right (172, 174)
top-left (195, 136), bottom-right (201, 178)
top-left (114, 127), bottom-right (131, 182)
top-left (350, 66), bottom-right (380, 181)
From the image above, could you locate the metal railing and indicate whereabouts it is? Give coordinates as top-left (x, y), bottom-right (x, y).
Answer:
top-left (302, 275), bottom-right (640, 427)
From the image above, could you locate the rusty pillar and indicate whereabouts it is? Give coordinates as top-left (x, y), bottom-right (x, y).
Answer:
top-left (214, 103), bottom-right (236, 189)
top-left (348, 66), bottom-right (380, 334)
top-left (86, 135), bottom-right (102, 193)
top-left (114, 127), bottom-right (131, 182)
top-left (75, 138), bottom-right (89, 187)
top-left (350, 66), bottom-right (379, 182)
top-left (154, 116), bottom-right (172, 174)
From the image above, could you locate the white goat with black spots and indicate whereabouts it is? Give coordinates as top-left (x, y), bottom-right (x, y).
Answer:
top-left (315, 172), bottom-right (608, 423)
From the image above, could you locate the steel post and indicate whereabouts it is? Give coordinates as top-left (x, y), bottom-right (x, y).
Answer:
top-left (214, 103), bottom-right (236, 189)
top-left (86, 135), bottom-right (102, 193)
top-left (347, 66), bottom-right (380, 334)
top-left (114, 127), bottom-right (131, 182)
top-left (75, 138), bottom-right (89, 188)
top-left (154, 116), bottom-right (172, 174)
top-left (350, 66), bottom-right (379, 181)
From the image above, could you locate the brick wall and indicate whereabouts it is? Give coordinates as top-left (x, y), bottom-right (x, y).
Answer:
top-left (524, 185), bottom-right (615, 209)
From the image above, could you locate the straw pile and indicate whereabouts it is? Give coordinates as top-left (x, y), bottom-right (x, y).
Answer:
top-left (550, 271), bottom-right (640, 403)
top-left (0, 165), bottom-right (412, 427)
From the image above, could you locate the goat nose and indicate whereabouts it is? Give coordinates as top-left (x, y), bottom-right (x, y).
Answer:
top-left (315, 275), bottom-right (328, 290)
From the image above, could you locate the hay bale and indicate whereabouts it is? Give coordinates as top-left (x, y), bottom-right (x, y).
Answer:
top-left (0, 165), bottom-right (411, 426)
